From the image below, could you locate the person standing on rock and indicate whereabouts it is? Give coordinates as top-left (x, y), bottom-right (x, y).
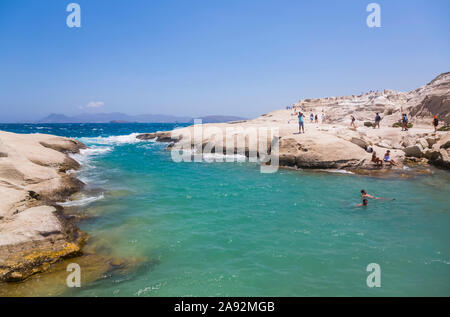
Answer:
top-left (401, 114), bottom-right (409, 131)
top-left (350, 115), bottom-right (357, 129)
top-left (374, 113), bottom-right (381, 129)
top-left (315, 114), bottom-right (318, 124)
top-left (298, 112), bottom-right (305, 134)
top-left (310, 113), bottom-right (314, 123)
top-left (433, 116), bottom-right (439, 132)
top-left (321, 111), bottom-right (325, 123)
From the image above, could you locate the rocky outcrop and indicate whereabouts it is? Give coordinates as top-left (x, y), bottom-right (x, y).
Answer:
top-left (279, 135), bottom-right (367, 169)
top-left (428, 135), bottom-right (450, 169)
top-left (401, 133), bottom-right (450, 169)
top-left (0, 206), bottom-right (86, 282)
top-left (0, 131), bottom-right (87, 282)
top-left (136, 72), bottom-right (450, 172)
top-left (136, 131), bottom-right (180, 142)
top-left (293, 72), bottom-right (450, 127)
top-left (404, 145), bottom-right (424, 158)
top-left (409, 72), bottom-right (450, 125)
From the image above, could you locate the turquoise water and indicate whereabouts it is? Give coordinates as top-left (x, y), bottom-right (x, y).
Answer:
top-left (1, 124), bottom-right (449, 296)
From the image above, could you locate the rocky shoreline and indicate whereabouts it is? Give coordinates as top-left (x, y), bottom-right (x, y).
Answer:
top-left (0, 131), bottom-right (87, 282)
top-left (0, 72), bottom-right (448, 285)
top-left (137, 127), bottom-right (450, 174)
top-left (137, 72), bottom-right (450, 173)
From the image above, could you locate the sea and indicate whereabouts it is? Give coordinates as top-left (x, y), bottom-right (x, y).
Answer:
top-left (0, 123), bottom-right (449, 296)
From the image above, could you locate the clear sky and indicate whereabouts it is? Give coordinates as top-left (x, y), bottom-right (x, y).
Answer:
top-left (0, 0), bottom-right (449, 122)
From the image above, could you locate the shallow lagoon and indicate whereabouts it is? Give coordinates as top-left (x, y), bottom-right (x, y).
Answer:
top-left (1, 123), bottom-right (449, 296)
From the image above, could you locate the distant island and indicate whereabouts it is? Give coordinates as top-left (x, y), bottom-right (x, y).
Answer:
top-left (36, 113), bottom-right (247, 124)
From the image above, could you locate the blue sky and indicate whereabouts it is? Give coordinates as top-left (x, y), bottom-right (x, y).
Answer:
top-left (0, 0), bottom-right (449, 122)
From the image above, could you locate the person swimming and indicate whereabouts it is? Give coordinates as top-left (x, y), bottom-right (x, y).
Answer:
top-left (360, 190), bottom-right (374, 199)
top-left (356, 199), bottom-right (368, 207)
top-left (361, 189), bottom-right (393, 201)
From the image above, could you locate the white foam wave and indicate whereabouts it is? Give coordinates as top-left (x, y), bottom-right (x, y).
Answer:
top-left (57, 193), bottom-right (104, 207)
top-left (172, 149), bottom-right (247, 162)
top-left (79, 133), bottom-right (142, 146)
top-left (202, 153), bottom-right (247, 162)
top-left (70, 146), bottom-right (112, 165)
top-left (319, 169), bottom-right (354, 174)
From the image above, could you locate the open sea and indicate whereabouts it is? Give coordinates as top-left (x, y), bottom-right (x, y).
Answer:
top-left (1, 123), bottom-right (449, 296)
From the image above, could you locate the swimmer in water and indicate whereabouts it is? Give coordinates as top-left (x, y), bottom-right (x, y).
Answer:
top-left (356, 199), bottom-right (368, 207)
top-left (361, 190), bottom-right (375, 199)
top-left (361, 189), bottom-right (393, 201)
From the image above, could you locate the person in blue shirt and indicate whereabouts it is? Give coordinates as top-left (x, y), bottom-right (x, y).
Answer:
top-left (298, 112), bottom-right (305, 133)
top-left (374, 113), bottom-right (381, 129)
top-left (401, 114), bottom-right (409, 131)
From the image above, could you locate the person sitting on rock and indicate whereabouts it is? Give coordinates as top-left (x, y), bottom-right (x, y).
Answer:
top-left (383, 150), bottom-right (397, 166)
top-left (433, 116), bottom-right (439, 132)
top-left (371, 152), bottom-right (383, 166)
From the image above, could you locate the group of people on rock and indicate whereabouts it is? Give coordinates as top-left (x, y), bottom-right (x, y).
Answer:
top-left (348, 113), bottom-right (387, 129)
top-left (397, 113), bottom-right (441, 131)
top-left (350, 112), bottom-right (440, 132)
top-left (296, 111), bottom-right (325, 133)
top-left (294, 108), bottom-right (441, 137)
top-left (371, 150), bottom-right (397, 167)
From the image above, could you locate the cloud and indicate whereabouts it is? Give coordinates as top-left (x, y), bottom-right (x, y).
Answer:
top-left (86, 101), bottom-right (104, 108)
top-left (79, 101), bottom-right (105, 110)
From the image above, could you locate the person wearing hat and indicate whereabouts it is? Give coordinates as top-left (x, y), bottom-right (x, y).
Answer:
top-left (433, 116), bottom-right (439, 132)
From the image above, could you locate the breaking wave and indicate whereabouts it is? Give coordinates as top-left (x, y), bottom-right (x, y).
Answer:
top-left (78, 133), bottom-right (142, 146)
top-left (57, 193), bottom-right (104, 207)
top-left (70, 146), bottom-right (112, 165)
